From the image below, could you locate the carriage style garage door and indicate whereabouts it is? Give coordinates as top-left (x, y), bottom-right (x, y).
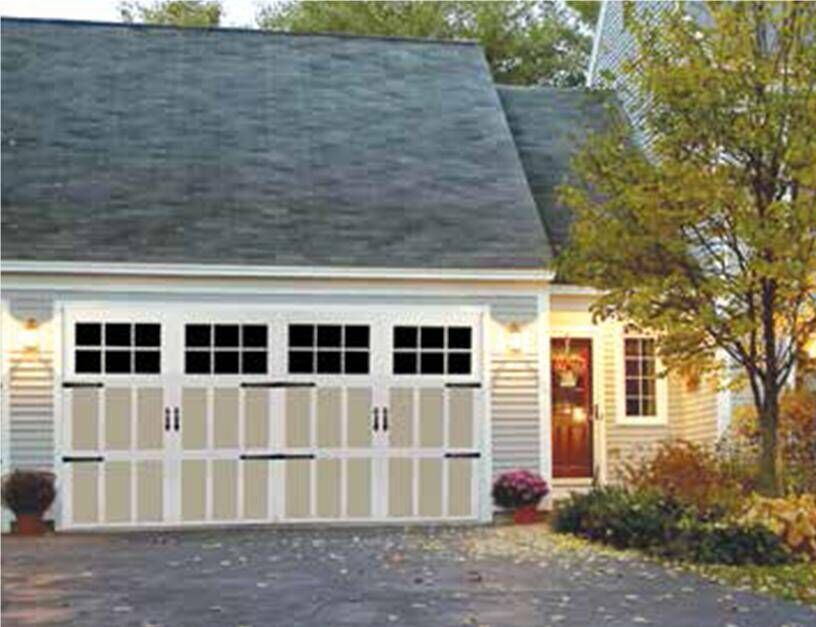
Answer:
top-left (59, 305), bottom-right (485, 529)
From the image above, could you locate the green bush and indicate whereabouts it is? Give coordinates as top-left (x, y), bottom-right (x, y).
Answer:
top-left (553, 486), bottom-right (793, 566)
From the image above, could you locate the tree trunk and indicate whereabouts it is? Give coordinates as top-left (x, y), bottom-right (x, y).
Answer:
top-left (756, 387), bottom-right (781, 496)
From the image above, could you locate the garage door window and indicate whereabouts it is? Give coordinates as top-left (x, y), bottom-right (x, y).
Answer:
top-left (74, 322), bottom-right (161, 374)
top-left (185, 324), bottom-right (268, 374)
top-left (288, 324), bottom-right (370, 374)
top-left (393, 326), bottom-right (471, 375)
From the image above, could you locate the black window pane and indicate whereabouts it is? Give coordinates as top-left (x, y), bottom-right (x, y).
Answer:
top-left (420, 352), bottom-right (444, 374)
top-left (642, 359), bottom-right (655, 377)
top-left (242, 351), bottom-right (267, 374)
top-left (642, 339), bottom-right (655, 356)
top-left (393, 352), bottom-right (417, 374)
top-left (625, 378), bottom-right (640, 397)
top-left (186, 325), bottom-right (211, 348)
top-left (214, 351), bottom-right (240, 374)
top-left (642, 377), bottom-right (657, 398)
top-left (625, 359), bottom-right (640, 377)
top-left (215, 325), bottom-right (239, 347)
top-left (289, 325), bottom-right (314, 348)
top-left (317, 325), bottom-right (342, 347)
top-left (105, 350), bottom-right (131, 373)
top-left (317, 351), bottom-right (341, 374)
top-left (624, 339), bottom-right (639, 356)
top-left (75, 350), bottom-right (101, 373)
top-left (135, 351), bottom-right (161, 374)
top-left (242, 325), bottom-right (267, 348)
top-left (185, 351), bottom-right (211, 374)
top-left (135, 324), bottom-right (161, 347)
top-left (75, 323), bottom-right (101, 346)
top-left (448, 327), bottom-right (472, 349)
top-left (345, 351), bottom-right (369, 374)
top-left (626, 398), bottom-right (640, 416)
top-left (447, 352), bottom-right (471, 375)
top-left (642, 397), bottom-right (657, 416)
top-left (105, 323), bottom-right (131, 346)
top-left (394, 326), bottom-right (417, 349)
top-left (289, 351), bottom-right (313, 374)
top-left (345, 326), bottom-right (369, 349)
top-left (421, 327), bottom-right (444, 348)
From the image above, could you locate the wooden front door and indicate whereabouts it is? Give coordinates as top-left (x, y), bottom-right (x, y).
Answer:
top-left (551, 338), bottom-right (593, 478)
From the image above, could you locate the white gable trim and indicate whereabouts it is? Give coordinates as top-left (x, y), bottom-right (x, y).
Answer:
top-left (2, 260), bottom-right (554, 283)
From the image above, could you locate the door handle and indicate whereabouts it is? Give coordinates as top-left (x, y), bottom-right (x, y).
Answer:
top-left (382, 407), bottom-right (389, 432)
top-left (372, 407), bottom-right (380, 432)
top-left (173, 406), bottom-right (180, 431)
top-left (164, 407), bottom-right (171, 432)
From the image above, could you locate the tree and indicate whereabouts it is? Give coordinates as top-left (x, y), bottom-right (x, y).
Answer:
top-left (256, 1), bottom-right (592, 87)
top-left (119, 1), bottom-right (222, 27)
top-left (565, 1), bottom-right (601, 31)
top-left (559, 2), bottom-right (816, 495)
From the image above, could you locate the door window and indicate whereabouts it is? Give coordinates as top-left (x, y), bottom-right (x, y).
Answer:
top-left (184, 324), bottom-right (268, 374)
top-left (392, 326), bottom-right (472, 375)
top-left (74, 322), bottom-right (161, 374)
top-left (287, 324), bottom-right (370, 374)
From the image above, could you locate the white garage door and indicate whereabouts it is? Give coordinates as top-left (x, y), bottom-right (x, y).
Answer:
top-left (59, 305), bottom-right (485, 529)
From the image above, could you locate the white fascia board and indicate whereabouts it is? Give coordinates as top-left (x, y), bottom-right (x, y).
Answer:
top-left (549, 284), bottom-right (603, 296)
top-left (2, 260), bottom-right (555, 283)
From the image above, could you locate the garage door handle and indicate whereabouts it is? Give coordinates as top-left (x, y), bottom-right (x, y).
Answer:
top-left (372, 407), bottom-right (380, 431)
top-left (164, 407), bottom-right (171, 431)
top-left (382, 407), bottom-right (389, 432)
top-left (173, 407), bottom-right (180, 431)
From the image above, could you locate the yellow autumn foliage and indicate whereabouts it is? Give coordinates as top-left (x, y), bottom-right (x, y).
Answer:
top-left (740, 494), bottom-right (816, 559)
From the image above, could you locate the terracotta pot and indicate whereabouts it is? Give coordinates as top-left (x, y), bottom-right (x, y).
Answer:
top-left (15, 513), bottom-right (47, 536)
top-left (513, 504), bottom-right (539, 525)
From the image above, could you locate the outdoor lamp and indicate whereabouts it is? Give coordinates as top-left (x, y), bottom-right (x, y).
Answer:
top-left (507, 323), bottom-right (523, 354)
top-left (20, 318), bottom-right (40, 352)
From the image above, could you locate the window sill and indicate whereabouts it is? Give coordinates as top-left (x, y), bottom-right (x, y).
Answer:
top-left (615, 416), bottom-right (668, 427)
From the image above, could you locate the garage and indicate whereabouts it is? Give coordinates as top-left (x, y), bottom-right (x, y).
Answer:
top-left (59, 305), bottom-right (486, 528)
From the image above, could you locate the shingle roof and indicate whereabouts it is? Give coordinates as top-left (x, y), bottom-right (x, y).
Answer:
top-left (1, 18), bottom-right (551, 269)
top-left (498, 86), bottom-right (613, 255)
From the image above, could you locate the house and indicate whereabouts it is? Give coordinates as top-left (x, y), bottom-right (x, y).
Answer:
top-left (1, 17), bottom-right (722, 531)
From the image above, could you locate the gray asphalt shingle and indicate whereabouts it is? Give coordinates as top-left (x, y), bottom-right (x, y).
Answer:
top-left (1, 18), bottom-right (551, 269)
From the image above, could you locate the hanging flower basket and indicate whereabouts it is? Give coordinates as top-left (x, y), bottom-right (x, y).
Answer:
top-left (552, 344), bottom-right (586, 388)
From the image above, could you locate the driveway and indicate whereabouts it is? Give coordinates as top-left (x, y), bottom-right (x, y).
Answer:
top-left (2, 525), bottom-right (814, 627)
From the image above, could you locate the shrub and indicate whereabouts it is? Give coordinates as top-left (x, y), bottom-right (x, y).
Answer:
top-left (553, 486), bottom-right (793, 565)
top-left (621, 439), bottom-right (746, 518)
top-left (739, 494), bottom-right (816, 559)
top-left (492, 470), bottom-right (549, 509)
top-left (725, 390), bottom-right (816, 495)
top-left (1, 470), bottom-right (56, 516)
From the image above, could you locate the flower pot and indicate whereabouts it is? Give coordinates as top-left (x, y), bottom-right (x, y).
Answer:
top-left (513, 505), bottom-right (538, 524)
top-left (14, 513), bottom-right (47, 536)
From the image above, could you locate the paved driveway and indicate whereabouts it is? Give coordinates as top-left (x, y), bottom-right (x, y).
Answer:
top-left (2, 525), bottom-right (814, 626)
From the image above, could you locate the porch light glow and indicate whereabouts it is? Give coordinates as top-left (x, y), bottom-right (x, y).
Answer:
top-left (507, 323), bottom-right (523, 354)
top-left (19, 318), bottom-right (40, 352)
top-left (572, 406), bottom-right (587, 423)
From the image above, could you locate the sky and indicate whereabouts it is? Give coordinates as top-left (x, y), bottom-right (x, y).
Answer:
top-left (0, 0), bottom-right (268, 28)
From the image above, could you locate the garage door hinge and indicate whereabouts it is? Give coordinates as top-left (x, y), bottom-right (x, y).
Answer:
top-left (62, 455), bottom-right (105, 463)
top-left (444, 452), bottom-right (481, 459)
top-left (62, 381), bottom-right (104, 388)
top-left (240, 381), bottom-right (317, 388)
top-left (445, 382), bottom-right (481, 388)
top-left (239, 453), bottom-right (316, 460)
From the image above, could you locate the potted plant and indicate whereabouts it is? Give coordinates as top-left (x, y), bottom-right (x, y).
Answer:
top-left (2, 470), bottom-right (56, 535)
top-left (492, 470), bottom-right (550, 524)
top-left (552, 341), bottom-right (586, 388)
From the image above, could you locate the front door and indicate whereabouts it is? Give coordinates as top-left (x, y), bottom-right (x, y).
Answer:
top-left (551, 338), bottom-right (593, 478)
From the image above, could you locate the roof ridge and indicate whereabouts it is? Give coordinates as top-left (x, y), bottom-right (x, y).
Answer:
top-left (0, 16), bottom-right (479, 47)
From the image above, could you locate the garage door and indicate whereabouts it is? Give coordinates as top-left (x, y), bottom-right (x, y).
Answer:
top-left (60, 306), bottom-right (485, 528)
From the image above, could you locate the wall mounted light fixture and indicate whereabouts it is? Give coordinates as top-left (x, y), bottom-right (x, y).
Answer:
top-left (507, 322), bottom-right (523, 354)
top-left (19, 318), bottom-right (40, 352)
